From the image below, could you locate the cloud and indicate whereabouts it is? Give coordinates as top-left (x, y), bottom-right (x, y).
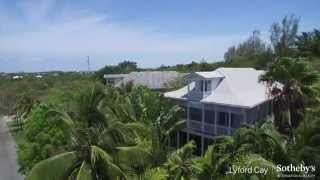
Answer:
top-left (0, 0), bottom-right (249, 72)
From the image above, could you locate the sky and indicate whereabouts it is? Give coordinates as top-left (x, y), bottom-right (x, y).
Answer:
top-left (0, 0), bottom-right (319, 72)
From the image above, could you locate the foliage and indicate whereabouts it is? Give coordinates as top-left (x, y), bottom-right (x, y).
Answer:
top-left (17, 104), bottom-right (71, 174)
top-left (94, 61), bottom-right (138, 83)
top-left (260, 58), bottom-right (319, 136)
top-left (270, 15), bottom-right (299, 57)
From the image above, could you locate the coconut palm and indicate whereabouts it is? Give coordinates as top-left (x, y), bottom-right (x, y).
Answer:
top-left (26, 126), bottom-right (126, 180)
top-left (260, 58), bottom-right (319, 138)
top-left (193, 121), bottom-right (288, 179)
top-left (27, 86), bottom-right (148, 179)
top-left (233, 120), bottom-right (290, 164)
top-left (165, 141), bottom-right (195, 180)
top-left (289, 110), bottom-right (320, 177)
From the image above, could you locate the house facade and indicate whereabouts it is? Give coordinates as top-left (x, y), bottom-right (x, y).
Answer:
top-left (164, 68), bottom-right (272, 155)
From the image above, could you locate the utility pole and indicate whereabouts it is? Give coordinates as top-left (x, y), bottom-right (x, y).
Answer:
top-left (87, 56), bottom-right (91, 72)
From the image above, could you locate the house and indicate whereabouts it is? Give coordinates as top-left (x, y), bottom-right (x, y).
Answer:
top-left (164, 68), bottom-right (272, 155)
top-left (104, 71), bottom-right (184, 91)
top-left (12, 75), bottom-right (23, 80)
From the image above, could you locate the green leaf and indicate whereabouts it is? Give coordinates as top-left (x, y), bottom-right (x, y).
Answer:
top-left (26, 152), bottom-right (77, 180)
top-left (76, 161), bottom-right (92, 180)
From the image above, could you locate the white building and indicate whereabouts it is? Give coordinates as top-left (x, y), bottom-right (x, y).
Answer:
top-left (164, 68), bottom-right (273, 155)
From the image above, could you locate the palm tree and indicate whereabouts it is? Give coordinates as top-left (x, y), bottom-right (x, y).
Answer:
top-left (260, 58), bottom-right (319, 138)
top-left (289, 110), bottom-right (320, 177)
top-left (193, 121), bottom-right (287, 179)
top-left (148, 105), bottom-right (185, 166)
top-left (233, 120), bottom-right (290, 164)
top-left (27, 86), bottom-right (147, 179)
top-left (165, 141), bottom-right (195, 180)
top-left (26, 127), bottom-right (126, 180)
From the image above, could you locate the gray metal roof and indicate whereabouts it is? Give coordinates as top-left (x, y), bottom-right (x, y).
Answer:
top-left (104, 71), bottom-right (183, 89)
top-left (103, 74), bottom-right (128, 79)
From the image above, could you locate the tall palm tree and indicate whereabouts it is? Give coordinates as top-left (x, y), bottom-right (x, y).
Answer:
top-left (260, 58), bottom-right (319, 137)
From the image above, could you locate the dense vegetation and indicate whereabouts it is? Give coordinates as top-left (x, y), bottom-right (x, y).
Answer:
top-left (0, 15), bottom-right (319, 179)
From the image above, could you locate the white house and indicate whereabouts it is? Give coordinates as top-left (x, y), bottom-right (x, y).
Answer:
top-left (164, 68), bottom-right (272, 155)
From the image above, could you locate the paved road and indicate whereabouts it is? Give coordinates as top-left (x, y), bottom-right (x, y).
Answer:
top-left (0, 117), bottom-right (23, 180)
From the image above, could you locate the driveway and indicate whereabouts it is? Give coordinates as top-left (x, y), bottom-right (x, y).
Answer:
top-left (0, 116), bottom-right (23, 180)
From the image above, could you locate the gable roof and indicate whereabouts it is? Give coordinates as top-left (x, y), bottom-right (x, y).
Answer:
top-left (165, 68), bottom-right (270, 108)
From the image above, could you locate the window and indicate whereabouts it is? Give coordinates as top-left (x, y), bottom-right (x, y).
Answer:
top-left (189, 107), bottom-right (202, 122)
top-left (200, 80), bottom-right (212, 92)
top-left (107, 79), bottom-right (115, 85)
top-left (204, 109), bottom-right (215, 124)
top-left (231, 113), bottom-right (242, 128)
top-left (217, 112), bottom-right (229, 127)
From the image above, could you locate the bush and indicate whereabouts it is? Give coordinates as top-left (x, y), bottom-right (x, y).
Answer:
top-left (17, 104), bottom-right (70, 174)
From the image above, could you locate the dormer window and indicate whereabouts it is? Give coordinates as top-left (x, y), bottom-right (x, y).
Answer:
top-left (200, 80), bottom-right (212, 92)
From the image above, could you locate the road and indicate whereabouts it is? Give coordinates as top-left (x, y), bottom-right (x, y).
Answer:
top-left (0, 116), bottom-right (23, 180)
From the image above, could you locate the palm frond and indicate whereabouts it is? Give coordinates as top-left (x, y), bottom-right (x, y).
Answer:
top-left (26, 152), bottom-right (77, 180)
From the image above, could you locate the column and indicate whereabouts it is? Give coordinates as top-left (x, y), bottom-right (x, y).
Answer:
top-left (201, 104), bottom-right (205, 132)
top-left (201, 136), bottom-right (204, 155)
top-left (214, 106), bottom-right (217, 135)
top-left (177, 131), bottom-right (180, 148)
top-left (242, 109), bottom-right (247, 124)
top-left (187, 102), bottom-right (190, 129)
top-left (228, 110), bottom-right (232, 135)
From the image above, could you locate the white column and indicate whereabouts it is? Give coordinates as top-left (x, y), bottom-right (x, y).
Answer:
top-left (201, 104), bottom-right (205, 132)
top-left (214, 106), bottom-right (217, 135)
top-left (187, 102), bottom-right (190, 129)
top-left (242, 109), bottom-right (247, 124)
top-left (228, 110), bottom-right (232, 135)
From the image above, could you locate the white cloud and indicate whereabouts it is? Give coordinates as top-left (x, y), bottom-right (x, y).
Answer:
top-left (0, 0), bottom-right (250, 72)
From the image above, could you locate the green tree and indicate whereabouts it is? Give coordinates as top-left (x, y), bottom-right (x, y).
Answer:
top-left (17, 104), bottom-right (71, 174)
top-left (165, 141), bottom-right (195, 180)
top-left (260, 58), bottom-right (319, 138)
top-left (296, 29), bottom-right (320, 58)
top-left (270, 15), bottom-right (299, 57)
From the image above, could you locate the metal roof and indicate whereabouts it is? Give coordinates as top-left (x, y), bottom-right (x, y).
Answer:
top-left (165, 68), bottom-right (270, 108)
top-left (104, 71), bottom-right (183, 89)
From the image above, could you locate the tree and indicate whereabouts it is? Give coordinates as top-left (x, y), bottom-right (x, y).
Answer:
top-left (26, 127), bottom-right (126, 180)
top-left (224, 30), bottom-right (273, 69)
top-left (289, 110), bottom-right (320, 177)
top-left (270, 15), bottom-right (299, 57)
top-left (165, 141), bottom-right (195, 180)
top-left (296, 29), bottom-right (320, 58)
top-left (192, 121), bottom-right (283, 179)
top-left (94, 61), bottom-right (138, 83)
top-left (17, 104), bottom-right (71, 174)
top-left (26, 86), bottom-right (146, 179)
top-left (260, 58), bottom-right (320, 139)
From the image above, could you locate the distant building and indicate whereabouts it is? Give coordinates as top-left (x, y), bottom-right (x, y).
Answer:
top-left (165, 68), bottom-right (273, 155)
top-left (12, 75), bottom-right (23, 79)
top-left (104, 71), bottom-right (184, 90)
top-left (35, 75), bottom-right (43, 78)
